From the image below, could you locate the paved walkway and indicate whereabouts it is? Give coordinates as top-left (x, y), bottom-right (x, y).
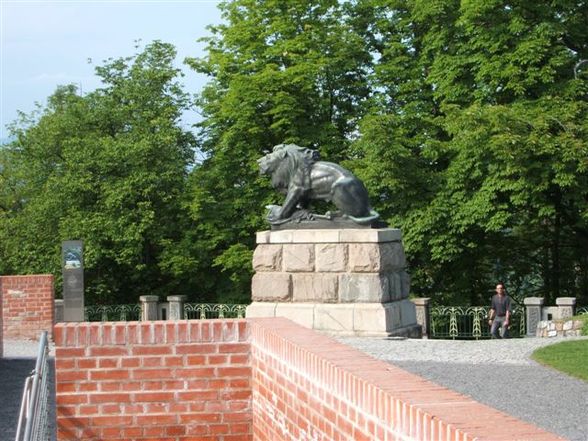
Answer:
top-left (340, 336), bottom-right (588, 441)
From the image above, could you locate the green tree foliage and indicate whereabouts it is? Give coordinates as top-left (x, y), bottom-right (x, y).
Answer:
top-left (178, 0), bottom-right (373, 301)
top-left (352, 0), bottom-right (588, 304)
top-left (0, 42), bottom-right (195, 304)
top-left (2, 1), bottom-right (587, 307)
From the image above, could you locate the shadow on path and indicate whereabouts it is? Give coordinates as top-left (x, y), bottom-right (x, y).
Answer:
top-left (0, 358), bottom-right (56, 441)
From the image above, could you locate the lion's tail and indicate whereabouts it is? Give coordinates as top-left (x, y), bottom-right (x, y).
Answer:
top-left (345, 209), bottom-right (381, 225)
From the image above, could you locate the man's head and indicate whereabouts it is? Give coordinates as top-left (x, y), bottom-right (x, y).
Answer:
top-left (496, 282), bottom-right (506, 295)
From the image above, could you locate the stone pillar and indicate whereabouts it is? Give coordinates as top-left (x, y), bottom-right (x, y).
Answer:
top-left (523, 297), bottom-right (544, 337)
top-left (140, 295), bottom-right (159, 321)
top-left (167, 295), bottom-right (187, 320)
top-left (412, 298), bottom-right (431, 339)
top-left (556, 297), bottom-right (576, 319)
top-left (54, 299), bottom-right (64, 323)
top-left (247, 228), bottom-right (421, 337)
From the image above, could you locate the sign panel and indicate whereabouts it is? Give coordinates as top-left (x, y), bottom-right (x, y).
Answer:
top-left (62, 240), bottom-right (84, 322)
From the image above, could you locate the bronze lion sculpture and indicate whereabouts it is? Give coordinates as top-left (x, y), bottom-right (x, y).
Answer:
top-left (257, 144), bottom-right (380, 226)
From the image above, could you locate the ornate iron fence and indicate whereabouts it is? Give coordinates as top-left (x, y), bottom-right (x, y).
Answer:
top-left (183, 303), bottom-right (247, 320)
top-left (83, 303), bottom-right (247, 321)
top-left (430, 306), bottom-right (525, 339)
top-left (15, 331), bottom-right (51, 441)
top-left (577, 306), bottom-right (588, 316)
top-left (84, 304), bottom-right (141, 322)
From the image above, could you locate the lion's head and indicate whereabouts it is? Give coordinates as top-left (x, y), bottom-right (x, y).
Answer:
top-left (257, 144), bottom-right (320, 191)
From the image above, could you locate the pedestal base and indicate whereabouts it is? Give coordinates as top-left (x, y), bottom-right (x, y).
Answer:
top-left (246, 300), bottom-right (421, 337)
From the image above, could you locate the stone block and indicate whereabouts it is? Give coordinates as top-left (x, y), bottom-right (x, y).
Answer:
top-left (398, 299), bottom-right (417, 327)
top-left (252, 244), bottom-right (282, 272)
top-left (259, 228), bottom-right (402, 244)
top-left (315, 243), bottom-right (347, 272)
top-left (388, 273), bottom-right (402, 301)
top-left (400, 271), bottom-right (411, 299)
top-left (348, 243), bottom-right (380, 272)
top-left (246, 302), bottom-right (278, 317)
top-left (353, 303), bottom-right (391, 334)
top-left (251, 273), bottom-right (292, 301)
top-left (283, 244), bottom-right (315, 272)
top-left (292, 274), bottom-right (338, 302)
top-left (256, 231), bottom-right (271, 244)
top-left (339, 274), bottom-right (390, 303)
top-left (339, 229), bottom-right (402, 243)
top-left (314, 304), bottom-right (354, 332)
top-left (275, 303), bottom-right (315, 329)
top-left (347, 242), bottom-right (406, 273)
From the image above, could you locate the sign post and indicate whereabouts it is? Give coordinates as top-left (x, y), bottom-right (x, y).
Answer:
top-left (62, 240), bottom-right (85, 322)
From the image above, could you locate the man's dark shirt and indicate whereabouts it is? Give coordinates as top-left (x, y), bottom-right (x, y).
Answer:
top-left (491, 294), bottom-right (511, 317)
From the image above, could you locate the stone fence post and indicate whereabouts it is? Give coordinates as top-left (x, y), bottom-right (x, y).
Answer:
top-left (412, 298), bottom-right (431, 339)
top-left (556, 297), bottom-right (576, 319)
top-left (167, 295), bottom-right (187, 320)
top-left (140, 295), bottom-right (159, 321)
top-left (523, 297), bottom-right (544, 337)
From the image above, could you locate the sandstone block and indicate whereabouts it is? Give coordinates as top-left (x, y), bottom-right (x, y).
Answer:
top-left (339, 274), bottom-right (390, 303)
top-left (388, 273), bottom-right (402, 301)
top-left (252, 245), bottom-right (282, 272)
top-left (251, 273), bottom-right (292, 301)
top-left (275, 303), bottom-right (315, 328)
top-left (314, 304), bottom-right (354, 331)
top-left (398, 299), bottom-right (417, 326)
top-left (348, 243), bottom-right (382, 272)
top-left (400, 271), bottom-right (411, 299)
top-left (246, 302), bottom-right (277, 317)
top-left (339, 229), bottom-right (402, 243)
top-left (283, 244), bottom-right (315, 272)
top-left (292, 274), bottom-right (338, 302)
top-left (315, 244), bottom-right (347, 272)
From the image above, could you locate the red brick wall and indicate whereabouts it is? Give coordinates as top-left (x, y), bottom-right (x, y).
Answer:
top-left (249, 317), bottom-right (562, 441)
top-left (55, 318), bottom-right (561, 441)
top-left (1, 275), bottom-right (54, 340)
top-left (54, 320), bottom-right (252, 441)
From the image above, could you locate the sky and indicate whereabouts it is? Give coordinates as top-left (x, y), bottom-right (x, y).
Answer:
top-left (0, 0), bottom-right (224, 140)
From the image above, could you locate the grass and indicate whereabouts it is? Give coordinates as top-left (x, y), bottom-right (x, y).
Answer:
top-left (531, 339), bottom-right (588, 382)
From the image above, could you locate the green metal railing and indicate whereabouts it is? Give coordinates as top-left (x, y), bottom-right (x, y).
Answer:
top-left (183, 303), bottom-right (247, 320)
top-left (85, 304), bottom-right (142, 322)
top-left (84, 303), bottom-right (247, 322)
top-left (430, 305), bottom-right (526, 339)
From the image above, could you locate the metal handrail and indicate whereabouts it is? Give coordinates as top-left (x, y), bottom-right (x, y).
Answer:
top-left (15, 331), bottom-right (51, 441)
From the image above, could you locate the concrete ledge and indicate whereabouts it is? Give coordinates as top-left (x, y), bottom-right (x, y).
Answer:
top-left (256, 228), bottom-right (402, 244)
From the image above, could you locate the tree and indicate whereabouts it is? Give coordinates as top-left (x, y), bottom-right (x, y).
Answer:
top-left (351, 0), bottom-right (588, 304)
top-left (179, 0), bottom-right (373, 302)
top-left (0, 41), bottom-right (196, 304)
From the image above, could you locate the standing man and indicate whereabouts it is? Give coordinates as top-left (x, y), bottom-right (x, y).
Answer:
top-left (488, 282), bottom-right (512, 339)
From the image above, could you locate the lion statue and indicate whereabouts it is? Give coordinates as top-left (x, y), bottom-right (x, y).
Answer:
top-left (257, 143), bottom-right (380, 226)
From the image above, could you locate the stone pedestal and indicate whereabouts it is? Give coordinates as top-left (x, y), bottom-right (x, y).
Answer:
top-left (524, 297), bottom-right (544, 336)
top-left (140, 295), bottom-right (159, 321)
top-left (247, 229), bottom-right (421, 337)
top-left (556, 297), bottom-right (576, 319)
top-left (167, 295), bottom-right (187, 320)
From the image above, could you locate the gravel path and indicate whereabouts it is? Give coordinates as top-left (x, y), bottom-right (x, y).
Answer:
top-left (339, 336), bottom-right (588, 441)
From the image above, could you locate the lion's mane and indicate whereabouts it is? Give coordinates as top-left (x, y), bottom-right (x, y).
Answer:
top-left (266, 144), bottom-right (319, 192)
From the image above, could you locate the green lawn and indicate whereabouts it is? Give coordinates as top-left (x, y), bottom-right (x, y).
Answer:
top-left (531, 339), bottom-right (588, 382)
